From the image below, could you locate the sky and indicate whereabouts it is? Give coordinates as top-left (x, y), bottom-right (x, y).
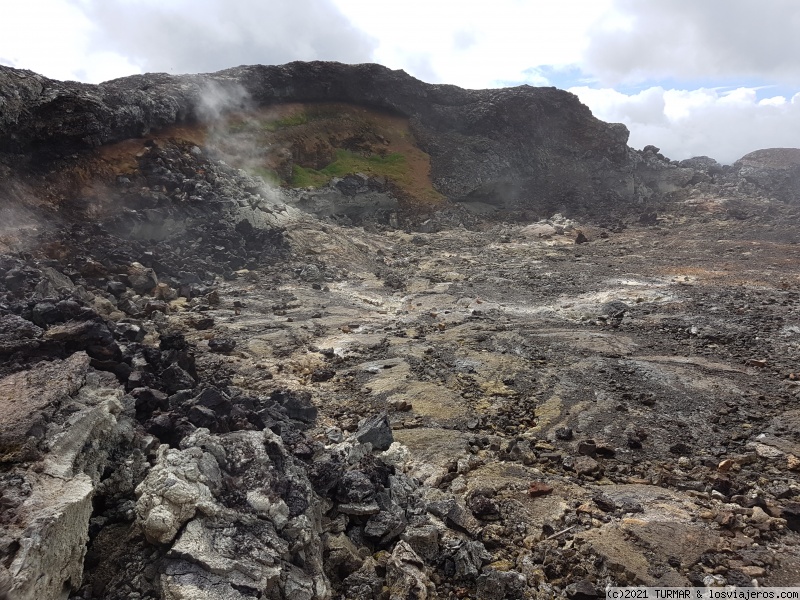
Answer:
top-left (1, 0), bottom-right (798, 164)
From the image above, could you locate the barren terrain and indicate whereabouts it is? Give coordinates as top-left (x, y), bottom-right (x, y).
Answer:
top-left (3, 62), bottom-right (800, 599)
top-left (185, 206), bottom-right (800, 589)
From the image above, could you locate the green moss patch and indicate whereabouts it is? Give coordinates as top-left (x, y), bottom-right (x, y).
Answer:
top-left (220, 103), bottom-right (445, 207)
top-left (291, 150), bottom-right (407, 187)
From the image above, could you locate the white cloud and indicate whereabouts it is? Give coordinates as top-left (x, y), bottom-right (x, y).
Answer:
top-left (76, 0), bottom-right (377, 78)
top-left (570, 0), bottom-right (800, 162)
top-left (571, 85), bottom-right (800, 163)
top-left (584, 0), bottom-right (800, 85)
top-left (0, 0), bottom-right (139, 81)
top-left (331, 0), bottom-right (612, 88)
top-left (1, 0), bottom-right (376, 82)
top-left (328, 0), bottom-right (800, 162)
top-left (760, 96), bottom-right (787, 107)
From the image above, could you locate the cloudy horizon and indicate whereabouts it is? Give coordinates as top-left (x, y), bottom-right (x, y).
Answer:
top-left (1, 0), bottom-right (798, 164)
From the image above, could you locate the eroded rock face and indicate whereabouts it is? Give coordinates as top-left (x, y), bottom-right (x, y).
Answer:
top-left (0, 62), bottom-right (635, 218)
top-left (0, 352), bottom-right (90, 464)
top-left (385, 541), bottom-right (435, 600)
top-left (0, 353), bottom-right (132, 600)
top-left (122, 408), bottom-right (500, 599)
top-left (3, 63), bottom-right (798, 229)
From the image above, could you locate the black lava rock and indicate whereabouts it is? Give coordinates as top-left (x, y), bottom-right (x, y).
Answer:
top-left (355, 413), bottom-right (393, 451)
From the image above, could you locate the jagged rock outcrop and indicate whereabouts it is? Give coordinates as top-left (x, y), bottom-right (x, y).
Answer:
top-left (0, 352), bottom-right (133, 600)
top-left (138, 428), bottom-right (329, 600)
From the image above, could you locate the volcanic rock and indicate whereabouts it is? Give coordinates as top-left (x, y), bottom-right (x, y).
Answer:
top-left (3, 60), bottom-right (800, 599)
top-left (127, 262), bottom-right (158, 295)
top-left (355, 413), bottom-right (394, 451)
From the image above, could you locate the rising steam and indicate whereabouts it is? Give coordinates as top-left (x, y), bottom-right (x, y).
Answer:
top-left (196, 81), bottom-right (252, 122)
top-left (196, 81), bottom-right (285, 204)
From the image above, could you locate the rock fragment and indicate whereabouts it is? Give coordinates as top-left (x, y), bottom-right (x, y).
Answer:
top-left (385, 541), bottom-right (436, 600)
top-left (355, 413), bottom-right (393, 451)
top-left (128, 262), bottom-right (158, 295)
top-left (208, 335), bottom-right (236, 353)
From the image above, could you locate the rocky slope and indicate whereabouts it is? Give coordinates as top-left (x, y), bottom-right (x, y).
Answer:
top-left (0, 60), bottom-right (631, 220)
top-left (2, 62), bottom-right (800, 599)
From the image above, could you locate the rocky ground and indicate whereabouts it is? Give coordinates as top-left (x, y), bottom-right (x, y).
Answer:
top-left (170, 202), bottom-right (800, 594)
top-left (2, 148), bottom-right (800, 599)
top-left (3, 63), bottom-right (800, 600)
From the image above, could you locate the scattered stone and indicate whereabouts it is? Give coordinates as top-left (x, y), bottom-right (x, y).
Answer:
top-left (476, 569), bottom-right (527, 600)
top-left (324, 533), bottom-right (363, 579)
top-left (779, 502), bottom-right (800, 532)
top-left (740, 565), bottom-right (766, 578)
top-left (669, 442), bottom-right (691, 456)
top-left (338, 502), bottom-right (380, 516)
top-left (521, 223), bottom-right (558, 239)
top-left (446, 502), bottom-right (483, 537)
top-left (577, 439), bottom-right (597, 456)
top-left (134, 445), bottom-right (220, 545)
top-left (188, 405), bottom-right (219, 430)
top-left (35, 267), bottom-right (75, 297)
top-left (107, 281), bottom-right (127, 296)
top-left (189, 316), bottom-right (215, 330)
top-left (161, 365), bottom-right (196, 394)
top-left (388, 398), bottom-right (413, 412)
top-left (566, 579), bottom-right (598, 599)
top-left (444, 539), bottom-right (491, 579)
top-left (310, 368), bottom-right (335, 382)
top-left (718, 458), bottom-right (734, 472)
top-left (364, 509), bottom-right (407, 543)
top-left (592, 493), bottom-right (617, 512)
top-left (467, 493), bottom-right (500, 520)
top-left (154, 282), bottom-right (178, 301)
top-left (527, 482), bottom-right (554, 497)
top-left (337, 470), bottom-right (375, 504)
top-left (144, 299), bottom-right (168, 316)
top-left (208, 335), bottom-right (236, 353)
top-left (272, 389), bottom-right (318, 424)
top-left (572, 456), bottom-right (601, 476)
top-left (131, 387), bottom-right (168, 419)
top-left (555, 427), bottom-right (574, 441)
top-left (401, 524), bottom-right (439, 562)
